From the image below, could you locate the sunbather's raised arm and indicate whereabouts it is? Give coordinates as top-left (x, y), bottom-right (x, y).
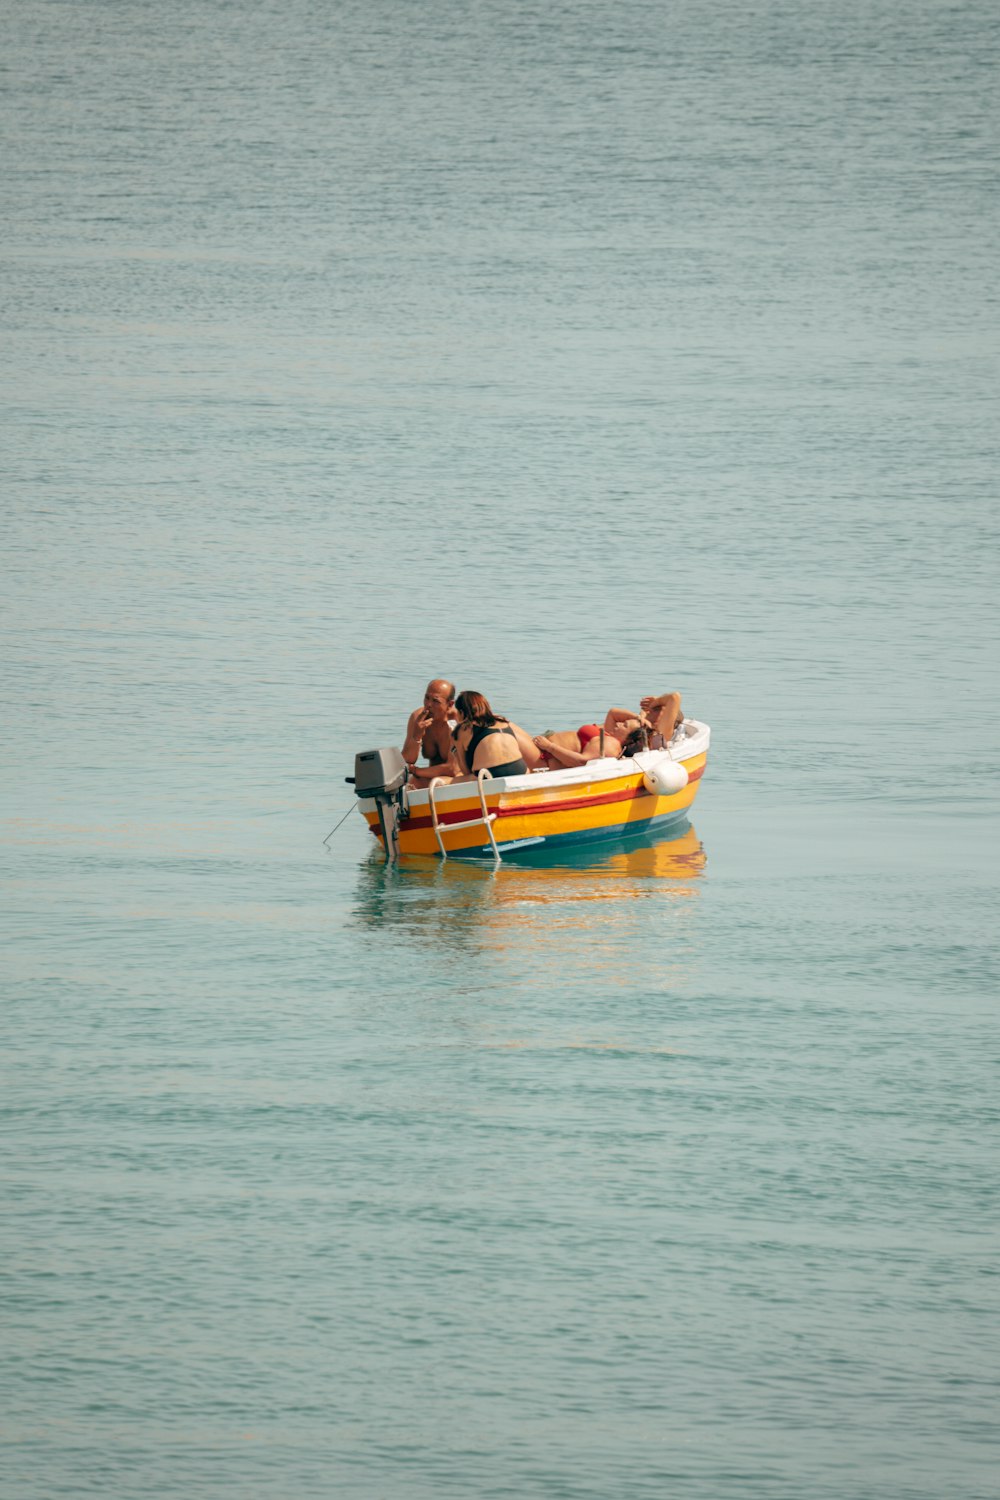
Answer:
top-left (604, 706), bottom-right (647, 734)
top-left (639, 692), bottom-right (683, 739)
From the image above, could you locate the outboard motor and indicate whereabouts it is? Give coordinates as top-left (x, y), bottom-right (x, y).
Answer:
top-left (348, 747), bottom-right (409, 863)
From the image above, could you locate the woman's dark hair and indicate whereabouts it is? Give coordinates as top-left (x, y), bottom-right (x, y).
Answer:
top-left (455, 690), bottom-right (500, 727)
top-left (620, 726), bottom-right (648, 758)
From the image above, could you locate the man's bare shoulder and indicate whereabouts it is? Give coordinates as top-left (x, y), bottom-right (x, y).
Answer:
top-left (425, 721), bottom-right (454, 752)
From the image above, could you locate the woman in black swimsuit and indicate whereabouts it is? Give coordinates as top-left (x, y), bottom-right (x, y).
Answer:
top-left (452, 691), bottom-right (541, 779)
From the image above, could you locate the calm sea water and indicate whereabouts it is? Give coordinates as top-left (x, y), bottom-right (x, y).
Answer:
top-left (2, 1), bottom-right (998, 1496)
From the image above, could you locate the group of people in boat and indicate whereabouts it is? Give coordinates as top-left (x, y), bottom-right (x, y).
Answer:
top-left (402, 679), bottom-right (685, 786)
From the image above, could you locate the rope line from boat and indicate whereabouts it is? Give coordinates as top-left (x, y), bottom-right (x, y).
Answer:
top-left (323, 802), bottom-right (358, 845)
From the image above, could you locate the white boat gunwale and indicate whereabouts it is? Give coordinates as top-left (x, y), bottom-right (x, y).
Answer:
top-left (357, 719), bottom-right (711, 813)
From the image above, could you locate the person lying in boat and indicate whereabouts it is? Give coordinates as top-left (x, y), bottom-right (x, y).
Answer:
top-left (402, 678), bottom-right (459, 785)
top-left (451, 691), bottom-right (543, 780)
top-left (532, 693), bottom-right (685, 769)
top-left (533, 706), bottom-right (647, 770)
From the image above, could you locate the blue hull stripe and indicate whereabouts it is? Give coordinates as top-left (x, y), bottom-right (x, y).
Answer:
top-left (458, 807), bottom-right (691, 862)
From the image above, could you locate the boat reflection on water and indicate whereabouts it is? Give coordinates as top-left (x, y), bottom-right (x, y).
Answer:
top-left (350, 821), bottom-right (706, 953)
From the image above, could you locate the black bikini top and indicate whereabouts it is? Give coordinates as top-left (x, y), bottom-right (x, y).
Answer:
top-left (463, 721), bottom-right (510, 766)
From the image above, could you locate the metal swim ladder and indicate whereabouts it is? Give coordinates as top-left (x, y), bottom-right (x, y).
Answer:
top-left (427, 769), bottom-right (501, 864)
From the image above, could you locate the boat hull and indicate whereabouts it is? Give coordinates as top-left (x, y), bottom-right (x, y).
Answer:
top-left (357, 722), bottom-right (710, 862)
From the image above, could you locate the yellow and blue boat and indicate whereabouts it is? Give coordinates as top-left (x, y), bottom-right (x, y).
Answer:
top-left (351, 720), bottom-right (710, 863)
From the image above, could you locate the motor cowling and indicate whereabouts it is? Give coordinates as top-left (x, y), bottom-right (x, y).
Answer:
top-left (348, 747), bottom-right (409, 862)
top-left (352, 747), bottom-right (407, 797)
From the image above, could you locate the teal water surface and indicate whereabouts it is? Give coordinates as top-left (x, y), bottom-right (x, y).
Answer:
top-left (2, 1), bottom-right (998, 1496)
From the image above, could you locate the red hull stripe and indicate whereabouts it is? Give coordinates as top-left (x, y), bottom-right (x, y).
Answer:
top-left (395, 763), bottom-right (704, 833)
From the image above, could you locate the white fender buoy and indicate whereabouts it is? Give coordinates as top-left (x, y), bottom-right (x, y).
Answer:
top-left (642, 758), bottom-right (689, 796)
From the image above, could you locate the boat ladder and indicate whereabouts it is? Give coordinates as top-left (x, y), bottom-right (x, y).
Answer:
top-left (427, 769), bottom-right (502, 864)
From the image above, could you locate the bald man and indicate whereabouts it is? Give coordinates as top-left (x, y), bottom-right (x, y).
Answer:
top-left (403, 678), bottom-right (458, 785)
